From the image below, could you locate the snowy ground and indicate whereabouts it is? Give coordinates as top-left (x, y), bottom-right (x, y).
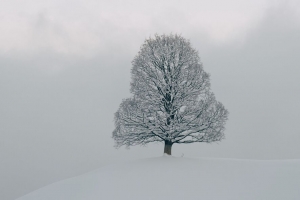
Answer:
top-left (17, 156), bottom-right (300, 200)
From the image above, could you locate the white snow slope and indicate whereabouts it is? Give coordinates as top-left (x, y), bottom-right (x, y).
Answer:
top-left (17, 156), bottom-right (300, 200)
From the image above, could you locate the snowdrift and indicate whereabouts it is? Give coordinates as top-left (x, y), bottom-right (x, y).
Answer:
top-left (17, 156), bottom-right (300, 200)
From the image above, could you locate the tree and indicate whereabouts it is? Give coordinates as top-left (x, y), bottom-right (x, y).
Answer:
top-left (113, 34), bottom-right (228, 155)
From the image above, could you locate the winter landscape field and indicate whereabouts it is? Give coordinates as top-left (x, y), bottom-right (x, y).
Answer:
top-left (2, 0), bottom-right (300, 200)
top-left (17, 156), bottom-right (300, 200)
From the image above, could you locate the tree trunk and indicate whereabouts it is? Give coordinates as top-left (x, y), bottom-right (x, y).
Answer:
top-left (164, 141), bottom-right (173, 155)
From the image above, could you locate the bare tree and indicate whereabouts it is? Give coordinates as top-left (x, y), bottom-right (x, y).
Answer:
top-left (113, 34), bottom-right (228, 155)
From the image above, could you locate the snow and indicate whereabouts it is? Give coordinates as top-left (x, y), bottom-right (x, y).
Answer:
top-left (17, 156), bottom-right (300, 200)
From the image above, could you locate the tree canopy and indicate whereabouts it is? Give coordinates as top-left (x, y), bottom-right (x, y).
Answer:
top-left (113, 34), bottom-right (228, 155)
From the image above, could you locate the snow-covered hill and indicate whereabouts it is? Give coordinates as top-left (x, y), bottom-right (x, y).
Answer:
top-left (17, 156), bottom-right (300, 200)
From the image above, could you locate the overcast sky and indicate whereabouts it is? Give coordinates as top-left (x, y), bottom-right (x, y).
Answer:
top-left (1, 0), bottom-right (300, 199)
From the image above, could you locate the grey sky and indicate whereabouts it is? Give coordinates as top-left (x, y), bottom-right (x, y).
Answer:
top-left (1, 0), bottom-right (300, 199)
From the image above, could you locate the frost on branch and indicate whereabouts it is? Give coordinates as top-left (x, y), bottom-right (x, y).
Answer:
top-left (112, 34), bottom-right (228, 154)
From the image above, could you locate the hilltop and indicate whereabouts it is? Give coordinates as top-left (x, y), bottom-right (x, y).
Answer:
top-left (17, 156), bottom-right (300, 200)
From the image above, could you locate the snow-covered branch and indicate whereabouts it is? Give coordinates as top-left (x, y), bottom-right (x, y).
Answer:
top-left (113, 34), bottom-right (228, 154)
